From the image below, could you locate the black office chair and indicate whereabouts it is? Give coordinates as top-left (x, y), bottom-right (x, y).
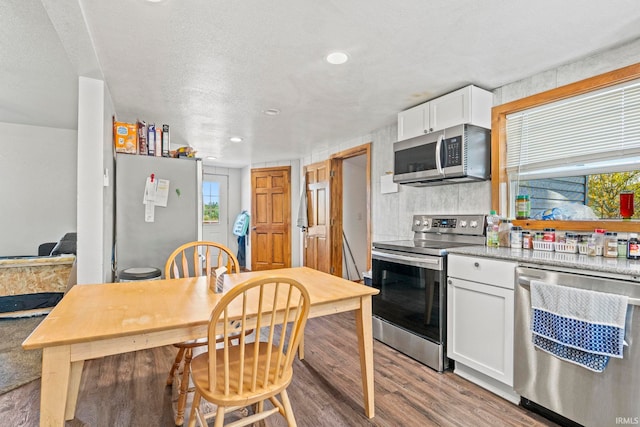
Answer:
top-left (38, 242), bottom-right (57, 256)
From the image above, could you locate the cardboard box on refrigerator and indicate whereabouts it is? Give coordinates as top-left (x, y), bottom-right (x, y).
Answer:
top-left (113, 121), bottom-right (138, 154)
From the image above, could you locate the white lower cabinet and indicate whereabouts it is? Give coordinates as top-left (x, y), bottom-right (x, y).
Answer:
top-left (447, 254), bottom-right (519, 403)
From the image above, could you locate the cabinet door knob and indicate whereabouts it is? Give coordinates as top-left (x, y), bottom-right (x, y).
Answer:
top-left (474, 262), bottom-right (480, 267)
top-left (429, 127), bottom-right (433, 132)
top-left (423, 129), bottom-right (428, 134)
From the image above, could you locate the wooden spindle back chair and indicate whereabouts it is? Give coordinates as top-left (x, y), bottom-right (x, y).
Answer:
top-left (164, 241), bottom-right (240, 426)
top-left (165, 241), bottom-right (240, 279)
top-left (187, 275), bottom-right (310, 427)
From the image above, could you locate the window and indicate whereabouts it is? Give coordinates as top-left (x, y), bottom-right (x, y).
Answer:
top-left (203, 181), bottom-right (220, 223)
top-left (492, 62), bottom-right (640, 232)
top-left (505, 79), bottom-right (640, 220)
top-left (517, 172), bottom-right (639, 220)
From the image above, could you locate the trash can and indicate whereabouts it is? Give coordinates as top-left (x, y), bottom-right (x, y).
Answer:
top-left (362, 270), bottom-right (372, 286)
top-left (118, 267), bottom-right (162, 282)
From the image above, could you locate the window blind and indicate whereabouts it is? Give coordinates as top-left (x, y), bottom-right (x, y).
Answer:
top-left (506, 80), bottom-right (640, 179)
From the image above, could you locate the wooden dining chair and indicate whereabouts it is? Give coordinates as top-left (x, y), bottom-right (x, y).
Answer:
top-left (187, 275), bottom-right (310, 427)
top-left (165, 241), bottom-right (241, 426)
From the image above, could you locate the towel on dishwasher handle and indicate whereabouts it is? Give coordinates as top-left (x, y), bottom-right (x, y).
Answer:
top-left (530, 280), bottom-right (629, 372)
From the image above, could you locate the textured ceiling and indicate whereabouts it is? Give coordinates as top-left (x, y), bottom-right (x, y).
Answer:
top-left (3, 0), bottom-right (640, 167)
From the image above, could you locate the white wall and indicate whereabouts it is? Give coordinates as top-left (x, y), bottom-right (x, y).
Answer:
top-left (77, 77), bottom-right (106, 284)
top-left (102, 86), bottom-right (116, 282)
top-left (0, 122), bottom-right (77, 256)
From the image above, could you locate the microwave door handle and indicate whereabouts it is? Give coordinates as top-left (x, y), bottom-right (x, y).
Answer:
top-left (435, 134), bottom-right (444, 175)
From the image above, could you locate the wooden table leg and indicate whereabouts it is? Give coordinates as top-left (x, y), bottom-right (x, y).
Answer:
top-left (40, 346), bottom-right (72, 426)
top-left (65, 360), bottom-right (85, 420)
top-left (354, 295), bottom-right (375, 418)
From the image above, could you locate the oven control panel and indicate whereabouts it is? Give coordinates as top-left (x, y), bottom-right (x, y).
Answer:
top-left (412, 214), bottom-right (485, 235)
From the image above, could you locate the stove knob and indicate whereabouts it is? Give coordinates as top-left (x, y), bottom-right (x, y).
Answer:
top-left (470, 220), bottom-right (478, 228)
top-left (414, 219), bottom-right (422, 227)
top-left (459, 220), bottom-right (467, 228)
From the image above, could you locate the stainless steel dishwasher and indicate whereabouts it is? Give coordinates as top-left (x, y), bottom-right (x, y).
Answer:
top-left (515, 265), bottom-right (640, 427)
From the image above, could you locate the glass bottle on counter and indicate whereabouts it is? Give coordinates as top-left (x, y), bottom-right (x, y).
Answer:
top-left (486, 210), bottom-right (500, 247)
top-left (498, 219), bottom-right (513, 247)
top-left (510, 226), bottom-right (523, 249)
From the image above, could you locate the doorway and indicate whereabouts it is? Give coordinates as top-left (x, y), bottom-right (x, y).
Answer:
top-left (301, 143), bottom-right (371, 278)
top-left (341, 154), bottom-right (368, 281)
top-left (330, 143), bottom-right (371, 278)
top-left (202, 174), bottom-right (229, 248)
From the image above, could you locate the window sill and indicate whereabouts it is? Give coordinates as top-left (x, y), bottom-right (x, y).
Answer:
top-left (512, 219), bottom-right (640, 233)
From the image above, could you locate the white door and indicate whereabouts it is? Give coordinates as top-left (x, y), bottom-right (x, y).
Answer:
top-left (202, 174), bottom-right (229, 248)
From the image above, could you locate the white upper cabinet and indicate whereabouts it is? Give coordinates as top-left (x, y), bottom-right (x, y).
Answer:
top-left (397, 103), bottom-right (429, 141)
top-left (397, 85), bottom-right (493, 142)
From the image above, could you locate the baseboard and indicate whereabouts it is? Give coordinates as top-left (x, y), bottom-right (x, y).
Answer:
top-left (453, 363), bottom-right (520, 404)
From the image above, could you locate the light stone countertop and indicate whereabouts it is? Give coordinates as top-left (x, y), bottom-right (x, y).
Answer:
top-left (447, 245), bottom-right (640, 280)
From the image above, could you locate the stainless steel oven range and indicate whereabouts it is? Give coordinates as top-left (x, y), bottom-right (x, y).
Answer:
top-left (371, 214), bottom-right (485, 372)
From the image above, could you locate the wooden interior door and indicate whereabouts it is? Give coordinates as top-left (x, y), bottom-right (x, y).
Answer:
top-left (303, 160), bottom-right (332, 274)
top-left (251, 167), bottom-right (291, 271)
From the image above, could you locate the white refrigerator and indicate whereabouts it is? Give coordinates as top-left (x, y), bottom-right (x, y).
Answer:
top-left (114, 154), bottom-right (202, 279)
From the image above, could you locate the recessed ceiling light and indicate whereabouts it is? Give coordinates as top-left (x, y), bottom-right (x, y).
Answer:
top-left (229, 136), bottom-right (243, 143)
top-left (326, 51), bottom-right (349, 65)
top-left (206, 156), bottom-right (217, 160)
top-left (263, 108), bottom-right (280, 116)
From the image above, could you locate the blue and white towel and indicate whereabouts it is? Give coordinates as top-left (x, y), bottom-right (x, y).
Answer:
top-left (530, 280), bottom-right (628, 372)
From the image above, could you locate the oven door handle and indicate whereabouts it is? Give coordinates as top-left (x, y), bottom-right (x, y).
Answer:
top-left (372, 250), bottom-right (442, 270)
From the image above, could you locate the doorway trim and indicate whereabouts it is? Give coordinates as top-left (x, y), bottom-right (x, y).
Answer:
top-left (329, 143), bottom-right (372, 277)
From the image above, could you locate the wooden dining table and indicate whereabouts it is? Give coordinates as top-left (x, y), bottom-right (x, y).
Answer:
top-left (22, 266), bottom-right (379, 426)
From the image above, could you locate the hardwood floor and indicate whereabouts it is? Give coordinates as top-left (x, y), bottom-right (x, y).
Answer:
top-left (0, 312), bottom-right (557, 426)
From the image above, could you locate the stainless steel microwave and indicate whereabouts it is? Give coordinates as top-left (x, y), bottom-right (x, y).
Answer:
top-left (393, 124), bottom-right (491, 186)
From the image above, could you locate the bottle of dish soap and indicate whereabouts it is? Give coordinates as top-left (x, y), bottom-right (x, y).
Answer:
top-left (486, 210), bottom-right (500, 247)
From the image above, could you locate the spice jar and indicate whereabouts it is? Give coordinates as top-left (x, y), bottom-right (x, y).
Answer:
top-left (516, 195), bottom-right (530, 220)
top-left (522, 231), bottom-right (533, 249)
top-left (618, 239), bottom-right (628, 258)
top-left (628, 234), bottom-right (640, 260)
top-left (593, 229), bottom-right (606, 256)
top-left (510, 226), bottom-right (523, 249)
top-left (543, 228), bottom-right (556, 242)
top-left (604, 232), bottom-right (618, 258)
top-left (587, 234), bottom-right (597, 256)
top-left (565, 233), bottom-right (578, 245)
